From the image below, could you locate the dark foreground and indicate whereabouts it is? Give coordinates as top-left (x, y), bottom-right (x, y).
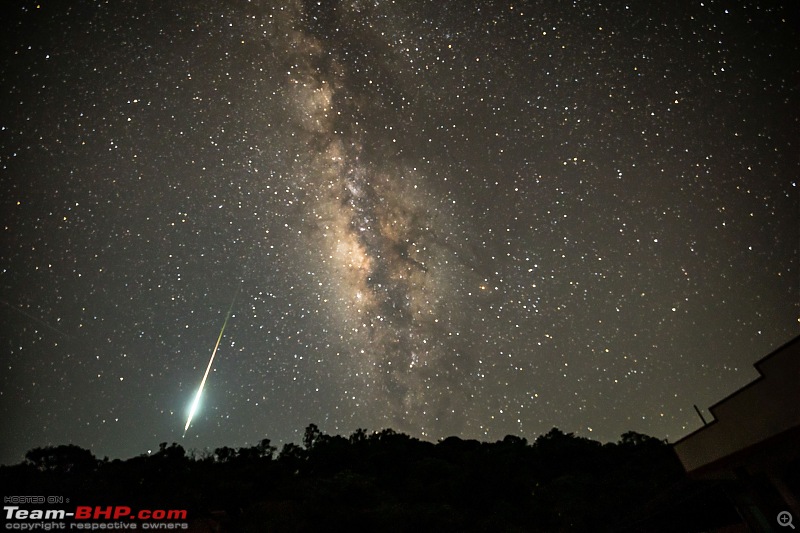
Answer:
top-left (1, 426), bottom-right (754, 531)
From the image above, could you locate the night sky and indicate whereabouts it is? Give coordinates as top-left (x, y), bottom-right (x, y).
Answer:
top-left (1, 0), bottom-right (798, 465)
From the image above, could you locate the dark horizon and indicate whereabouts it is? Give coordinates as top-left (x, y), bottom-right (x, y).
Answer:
top-left (3, 422), bottom-right (667, 466)
top-left (0, 424), bottom-right (696, 531)
top-left (2, 0), bottom-right (798, 466)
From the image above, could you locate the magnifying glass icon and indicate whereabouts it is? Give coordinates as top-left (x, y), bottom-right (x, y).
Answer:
top-left (779, 511), bottom-right (795, 529)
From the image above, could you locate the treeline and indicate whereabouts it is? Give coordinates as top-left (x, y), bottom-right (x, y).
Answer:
top-left (1, 426), bottom-right (738, 532)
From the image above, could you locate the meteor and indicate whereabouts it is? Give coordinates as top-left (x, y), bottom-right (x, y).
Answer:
top-left (183, 288), bottom-right (239, 437)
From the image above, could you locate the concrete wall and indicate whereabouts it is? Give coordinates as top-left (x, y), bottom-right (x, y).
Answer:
top-left (674, 337), bottom-right (800, 474)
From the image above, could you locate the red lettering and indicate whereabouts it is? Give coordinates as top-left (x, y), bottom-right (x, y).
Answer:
top-left (75, 506), bottom-right (92, 519)
top-left (94, 506), bottom-right (113, 519)
top-left (114, 506), bottom-right (131, 519)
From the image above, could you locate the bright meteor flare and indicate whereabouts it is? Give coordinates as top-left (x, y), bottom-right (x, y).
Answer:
top-left (183, 289), bottom-right (239, 437)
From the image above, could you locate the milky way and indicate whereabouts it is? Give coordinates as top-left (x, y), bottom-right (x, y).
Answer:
top-left (278, 2), bottom-right (479, 436)
top-left (0, 0), bottom-right (797, 463)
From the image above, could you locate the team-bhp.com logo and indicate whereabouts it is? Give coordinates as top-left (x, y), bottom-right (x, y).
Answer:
top-left (4, 505), bottom-right (188, 529)
top-left (75, 507), bottom-right (187, 521)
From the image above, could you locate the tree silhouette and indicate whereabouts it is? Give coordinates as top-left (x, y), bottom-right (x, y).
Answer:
top-left (214, 446), bottom-right (237, 463)
top-left (256, 438), bottom-right (277, 459)
top-left (303, 423), bottom-right (322, 450)
top-left (24, 444), bottom-right (97, 474)
top-left (155, 442), bottom-right (186, 462)
top-left (278, 442), bottom-right (306, 472)
top-left (3, 426), bottom-right (747, 532)
top-left (349, 427), bottom-right (368, 444)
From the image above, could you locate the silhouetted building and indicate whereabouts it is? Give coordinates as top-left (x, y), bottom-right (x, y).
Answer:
top-left (674, 335), bottom-right (800, 531)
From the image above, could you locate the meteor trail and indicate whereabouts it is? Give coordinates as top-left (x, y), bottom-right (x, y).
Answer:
top-left (1, 299), bottom-right (70, 338)
top-left (183, 288), bottom-right (240, 437)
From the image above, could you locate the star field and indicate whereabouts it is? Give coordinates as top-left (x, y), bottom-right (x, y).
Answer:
top-left (1, 0), bottom-right (797, 463)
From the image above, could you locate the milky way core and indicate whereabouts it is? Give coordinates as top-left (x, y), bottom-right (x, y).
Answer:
top-left (278, 5), bottom-right (481, 436)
